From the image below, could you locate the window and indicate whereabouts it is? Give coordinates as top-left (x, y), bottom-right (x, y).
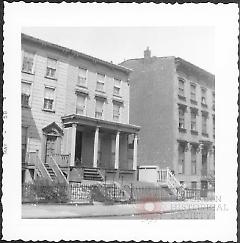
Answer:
top-left (46, 58), bottom-right (57, 79)
top-left (22, 51), bottom-right (35, 73)
top-left (43, 87), bottom-right (55, 111)
top-left (191, 112), bottom-right (197, 131)
top-left (22, 127), bottom-right (28, 162)
top-left (202, 114), bottom-right (208, 134)
top-left (76, 94), bottom-right (86, 115)
top-left (191, 181), bottom-right (197, 189)
top-left (77, 67), bottom-right (87, 87)
top-left (178, 78), bottom-right (185, 97)
top-left (191, 146), bottom-right (197, 175)
top-left (96, 73), bottom-right (105, 92)
top-left (95, 99), bottom-right (104, 119)
top-left (190, 83), bottom-right (196, 101)
top-left (213, 115), bottom-right (215, 137)
top-left (179, 108), bottom-right (185, 129)
top-left (201, 88), bottom-right (207, 105)
top-left (21, 82), bottom-right (31, 107)
top-left (113, 103), bottom-right (121, 122)
top-left (113, 78), bottom-right (121, 96)
top-left (178, 144), bottom-right (185, 174)
top-left (212, 92), bottom-right (215, 110)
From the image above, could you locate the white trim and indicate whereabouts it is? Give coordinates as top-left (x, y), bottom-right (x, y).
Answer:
top-left (21, 80), bottom-right (33, 108)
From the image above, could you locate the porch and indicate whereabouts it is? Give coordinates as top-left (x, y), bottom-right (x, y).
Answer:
top-left (60, 114), bottom-right (140, 182)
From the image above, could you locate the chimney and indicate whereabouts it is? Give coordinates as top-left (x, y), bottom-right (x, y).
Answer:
top-left (144, 46), bottom-right (151, 59)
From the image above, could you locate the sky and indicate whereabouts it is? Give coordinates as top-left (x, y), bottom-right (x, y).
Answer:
top-left (22, 26), bottom-right (214, 73)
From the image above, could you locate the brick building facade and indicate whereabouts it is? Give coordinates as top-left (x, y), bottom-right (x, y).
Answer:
top-left (121, 48), bottom-right (215, 189)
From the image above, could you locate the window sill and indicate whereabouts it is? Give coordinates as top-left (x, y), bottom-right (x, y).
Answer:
top-left (21, 70), bottom-right (35, 75)
top-left (76, 84), bottom-right (88, 89)
top-left (202, 132), bottom-right (209, 137)
top-left (42, 108), bottom-right (55, 113)
top-left (95, 89), bottom-right (106, 94)
top-left (190, 99), bottom-right (198, 105)
top-left (45, 76), bottom-right (57, 81)
top-left (178, 94), bottom-right (186, 101)
top-left (113, 94), bottom-right (122, 99)
top-left (22, 105), bottom-right (31, 109)
top-left (191, 130), bottom-right (198, 135)
top-left (201, 103), bottom-right (208, 108)
top-left (178, 127), bottom-right (187, 133)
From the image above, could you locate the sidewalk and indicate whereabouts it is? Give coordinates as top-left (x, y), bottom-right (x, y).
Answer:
top-left (22, 200), bottom-right (215, 218)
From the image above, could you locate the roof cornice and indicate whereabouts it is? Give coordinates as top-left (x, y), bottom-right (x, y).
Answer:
top-left (21, 33), bottom-right (132, 74)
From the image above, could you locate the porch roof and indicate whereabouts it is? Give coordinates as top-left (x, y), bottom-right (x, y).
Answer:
top-left (61, 114), bottom-right (140, 134)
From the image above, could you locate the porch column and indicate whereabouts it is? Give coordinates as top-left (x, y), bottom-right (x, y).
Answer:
top-left (93, 126), bottom-right (99, 168)
top-left (114, 131), bottom-right (120, 169)
top-left (70, 123), bottom-right (77, 167)
top-left (133, 134), bottom-right (138, 170)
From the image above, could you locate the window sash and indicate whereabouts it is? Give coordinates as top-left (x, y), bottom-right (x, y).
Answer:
top-left (178, 79), bottom-right (185, 96)
top-left (113, 86), bottom-right (120, 95)
top-left (44, 99), bottom-right (54, 110)
top-left (95, 100), bottom-right (104, 118)
top-left (47, 58), bottom-right (57, 69)
top-left (202, 116), bottom-right (207, 133)
top-left (97, 73), bottom-right (105, 82)
top-left (96, 81), bottom-right (104, 91)
top-left (44, 87), bottom-right (54, 99)
top-left (179, 109), bottom-right (185, 128)
top-left (191, 113), bottom-right (197, 130)
top-left (76, 95), bottom-right (86, 114)
top-left (201, 89), bottom-right (207, 104)
top-left (22, 51), bottom-right (34, 73)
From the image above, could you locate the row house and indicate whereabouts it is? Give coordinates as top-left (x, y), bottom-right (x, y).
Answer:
top-left (21, 33), bottom-right (140, 184)
top-left (121, 47), bottom-right (215, 190)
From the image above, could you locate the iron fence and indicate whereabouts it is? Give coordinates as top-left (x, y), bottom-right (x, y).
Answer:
top-left (22, 182), bottom-right (216, 204)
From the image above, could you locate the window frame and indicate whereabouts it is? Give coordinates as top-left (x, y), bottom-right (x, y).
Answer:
top-left (190, 111), bottom-right (197, 131)
top-left (178, 107), bottom-right (185, 129)
top-left (178, 143), bottom-right (185, 174)
top-left (95, 98), bottom-right (105, 119)
top-left (96, 73), bottom-right (105, 92)
top-left (75, 93), bottom-right (87, 116)
top-left (113, 102), bottom-right (121, 122)
top-left (22, 126), bottom-right (28, 163)
top-left (202, 113), bottom-right (208, 135)
top-left (45, 57), bottom-right (58, 80)
top-left (21, 50), bottom-right (35, 74)
top-left (21, 80), bottom-right (33, 108)
top-left (43, 85), bottom-right (56, 112)
top-left (113, 78), bottom-right (121, 96)
top-left (178, 78), bottom-right (185, 98)
top-left (190, 83), bottom-right (197, 101)
top-left (201, 87), bottom-right (207, 106)
top-left (191, 146), bottom-right (197, 175)
top-left (77, 67), bottom-right (88, 88)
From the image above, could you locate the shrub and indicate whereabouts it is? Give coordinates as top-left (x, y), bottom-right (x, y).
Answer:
top-left (22, 179), bottom-right (69, 203)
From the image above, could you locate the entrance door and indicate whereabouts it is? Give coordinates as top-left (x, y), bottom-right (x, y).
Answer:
top-left (75, 131), bottom-right (82, 166)
top-left (202, 150), bottom-right (208, 176)
top-left (201, 180), bottom-right (208, 197)
top-left (45, 135), bottom-right (57, 162)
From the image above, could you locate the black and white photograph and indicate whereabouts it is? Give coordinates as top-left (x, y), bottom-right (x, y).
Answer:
top-left (2, 3), bottom-right (238, 242)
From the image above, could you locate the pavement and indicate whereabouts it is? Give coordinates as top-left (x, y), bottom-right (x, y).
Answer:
top-left (22, 200), bottom-right (215, 219)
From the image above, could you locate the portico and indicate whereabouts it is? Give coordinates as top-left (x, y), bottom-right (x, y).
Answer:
top-left (61, 114), bottom-right (140, 182)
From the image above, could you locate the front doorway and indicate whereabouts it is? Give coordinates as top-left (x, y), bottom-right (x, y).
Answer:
top-left (75, 131), bottom-right (82, 166)
top-left (202, 149), bottom-right (208, 176)
top-left (45, 135), bottom-right (57, 162)
top-left (201, 180), bottom-right (208, 197)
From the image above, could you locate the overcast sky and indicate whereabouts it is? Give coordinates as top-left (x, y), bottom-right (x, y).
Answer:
top-left (22, 26), bottom-right (214, 73)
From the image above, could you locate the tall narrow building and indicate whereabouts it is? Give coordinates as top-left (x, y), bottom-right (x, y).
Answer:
top-left (121, 48), bottom-right (215, 189)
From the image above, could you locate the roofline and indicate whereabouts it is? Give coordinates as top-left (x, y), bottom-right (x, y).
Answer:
top-left (175, 57), bottom-right (214, 79)
top-left (21, 33), bottom-right (132, 74)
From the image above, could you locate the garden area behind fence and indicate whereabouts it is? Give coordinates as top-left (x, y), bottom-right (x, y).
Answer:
top-left (22, 180), bottom-right (215, 204)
